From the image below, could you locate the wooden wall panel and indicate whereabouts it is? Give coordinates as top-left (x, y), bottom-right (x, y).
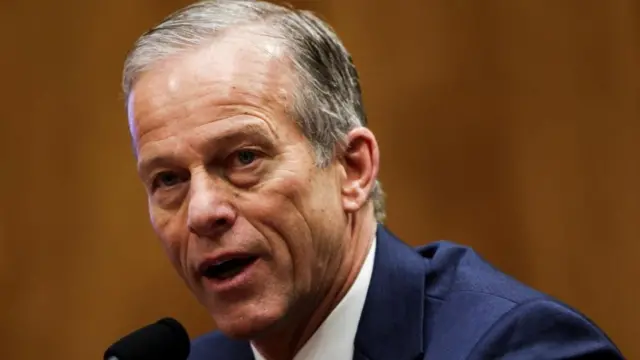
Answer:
top-left (326, 0), bottom-right (638, 356)
top-left (0, 1), bottom-right (637, 359)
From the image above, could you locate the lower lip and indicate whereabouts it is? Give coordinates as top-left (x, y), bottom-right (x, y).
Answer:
top-left (201, 258), bottom-right (260, 293)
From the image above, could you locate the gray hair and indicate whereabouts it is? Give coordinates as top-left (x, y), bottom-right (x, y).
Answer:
top-left (122, 0), bottom-right (386, 222)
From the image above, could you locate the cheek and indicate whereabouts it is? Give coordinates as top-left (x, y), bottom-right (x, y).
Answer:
top-left (244, 185), bottom-right (312, 263)
top-left (150, 206), bottom-right (188, 273)
top-left (237, 170), bottom-right (342, 287)
top-left (240, 175), bottom-right (313, 260)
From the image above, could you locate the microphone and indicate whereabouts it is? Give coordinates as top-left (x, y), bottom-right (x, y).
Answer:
top-left (103, 317), bottom-right (191, 360)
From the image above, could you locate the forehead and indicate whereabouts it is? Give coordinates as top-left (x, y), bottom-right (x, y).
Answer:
top-left (128, 28), bottom-right (296, 146)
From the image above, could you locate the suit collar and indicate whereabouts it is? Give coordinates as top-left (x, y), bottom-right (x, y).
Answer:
top-left (354, 224), bottom-right (427, 360)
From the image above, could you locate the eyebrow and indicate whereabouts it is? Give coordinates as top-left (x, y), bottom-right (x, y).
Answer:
top-left (137, 123), bottom-right (276, 176)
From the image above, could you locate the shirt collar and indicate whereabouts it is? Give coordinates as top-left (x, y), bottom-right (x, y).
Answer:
top-left (251, 235), bottom-right (377, 360)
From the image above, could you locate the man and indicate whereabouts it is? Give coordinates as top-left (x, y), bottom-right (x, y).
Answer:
top-left (122, 1), bottom-right (623, 359)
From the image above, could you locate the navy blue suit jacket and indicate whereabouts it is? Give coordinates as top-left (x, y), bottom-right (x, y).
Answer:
top-left (189, 225), bottom-right (623, 359)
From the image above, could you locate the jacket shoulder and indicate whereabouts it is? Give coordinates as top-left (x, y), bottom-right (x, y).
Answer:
top-left (418, 241), bottom-right (622, 358)
top-left (468, 298), bottom-right (624, 358)
top-left (419, 240), bottom-right (545, 303)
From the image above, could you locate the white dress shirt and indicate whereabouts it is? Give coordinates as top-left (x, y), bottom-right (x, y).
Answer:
top-left (251, 236), bottom-right (377, 360)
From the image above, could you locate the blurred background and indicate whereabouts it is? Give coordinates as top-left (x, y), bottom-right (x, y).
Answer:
top-left (1, 0), bottom-right (638, 359)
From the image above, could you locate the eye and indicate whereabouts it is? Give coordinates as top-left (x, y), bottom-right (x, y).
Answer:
top-left (233, 149), bottom-right (258, 167)
top-left (225, 149), bottom-right (264, 187)
top-left (152, 171), bottom-right (188, 190)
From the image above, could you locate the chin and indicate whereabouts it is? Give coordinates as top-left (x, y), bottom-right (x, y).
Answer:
top-left (209, 303), bottom-right (288, 340)
top-left (213, 314), bottom-right (283, 340)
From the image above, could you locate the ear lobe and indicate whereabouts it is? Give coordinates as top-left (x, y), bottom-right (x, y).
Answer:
top-left (340, 128), bottom-right (379, 213)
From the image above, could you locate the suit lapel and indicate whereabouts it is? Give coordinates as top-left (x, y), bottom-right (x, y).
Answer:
top-left (354, 225), bottom-right (427, 360)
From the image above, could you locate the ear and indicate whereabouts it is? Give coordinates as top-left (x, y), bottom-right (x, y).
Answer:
top-left (339, 127), bottom-right (380, 214)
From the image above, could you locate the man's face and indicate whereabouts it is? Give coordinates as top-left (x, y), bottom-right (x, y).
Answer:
top-left (128, 32), bottom-right (349, 338)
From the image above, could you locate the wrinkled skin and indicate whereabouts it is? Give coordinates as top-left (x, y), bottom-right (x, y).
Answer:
top-left (127, 29), bottom-right (379, 359)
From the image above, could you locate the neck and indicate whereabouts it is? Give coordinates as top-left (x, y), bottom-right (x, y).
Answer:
top-left (252, 207), bottom-right (376, 360)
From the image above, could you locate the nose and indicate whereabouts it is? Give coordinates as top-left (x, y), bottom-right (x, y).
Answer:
top-left (187, 171), bottom-right (237, 238)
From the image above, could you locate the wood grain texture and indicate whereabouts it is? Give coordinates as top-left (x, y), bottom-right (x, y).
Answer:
top-left (0, 1), bottom-right (637, 359)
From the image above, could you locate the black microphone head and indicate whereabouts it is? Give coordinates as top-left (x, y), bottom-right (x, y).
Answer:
top-left (104, 317), bottom-right (191, 360)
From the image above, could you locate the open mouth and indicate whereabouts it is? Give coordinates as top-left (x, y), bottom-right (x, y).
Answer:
top-left (200, 256), bottom-right (258, 281)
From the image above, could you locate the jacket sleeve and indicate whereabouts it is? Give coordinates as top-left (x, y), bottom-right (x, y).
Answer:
top-left (468, 299), bottom-right (624, 359)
